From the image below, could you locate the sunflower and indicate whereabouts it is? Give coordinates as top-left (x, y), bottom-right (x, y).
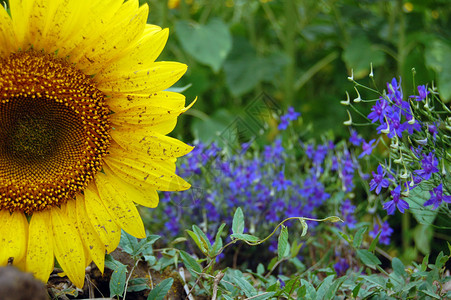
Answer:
top-left (0, 0), bottom-right (193, 288)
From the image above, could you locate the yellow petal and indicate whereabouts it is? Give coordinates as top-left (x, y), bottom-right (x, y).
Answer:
top-left (27, 0), bottom-right (56, 49)
top-left (31, 0), bottom-right (92, 53)
top-left (0, 210), bottom-right (28, 266)
top-left (51, 206), bottom-right (86, 288)
top-left (111, 107), bottom-right (179, 135)
top-left (9, 0), bottom-right (33, 49)
top-left (96, 28), bottom-right (169, 82)
top-left (58, 202), bottom-right (92, 268)
top-left (111, 129), bottom-right (193, 159)
top-left (98, 62), bottom-right (187, 94)
top-left (94, 167), bottom-right (146, 238)
top-left (58, 0), bottom-right (123, 59)
top-left (104, 146), bottom-right (191, 191)
top-left (75, 194), bottom-right (106, 273)
top-left (0, 6), bottom-right (16, 56)
top-left (106, 91), bottom-right (186, 113)
top-left (83, 184), bottom-right (121, 253)
top-left (143, 24), bottom-right (164, 35)
top-left (111, 95), bottom-right (195, 135)
top-left (26, 210), bottom-right (54, 284)
top-left (71, 0), bottom-right (148, 74)
top-left (102, 164), bottom-right (159, 208)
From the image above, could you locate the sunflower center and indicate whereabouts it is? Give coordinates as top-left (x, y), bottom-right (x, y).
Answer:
top-left (6, 100), bottom-right (59, 161)
top-left (0, 50), bottom-right (110, 214)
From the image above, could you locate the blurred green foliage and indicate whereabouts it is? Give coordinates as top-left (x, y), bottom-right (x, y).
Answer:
top-left (139, 0), bottom-right (451, 141)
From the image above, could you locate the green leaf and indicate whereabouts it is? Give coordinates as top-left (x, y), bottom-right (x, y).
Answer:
top-left (193, 225), bottom-right (212, 252)
top-left (290, 241), bottom-right (303, 258)
top-left (179, 250), bottom-right (202, 274)
top-left (119, 230), bottom-right (138, 255)
top-left (211, 223), bottom-right (226, 256)
top-left (245, 292), bottom-right (276, 300)
top-left (342, 35), bottom-right (385, 79)
top-left (405, 187), bottom-right (438, 225)
top-left (325, 276), bottom-right (347, 299)
top-left (299, 279), bottom-right (316, 299)
top-left (419, 288), bottom-right (441, 299)
top-left (362, 274), bottom-right (386, 288)
top-left (257, 263), bottom-right (264, 275)
top-left (230, 233), bottom-right (260, 242)
top-left (127, 278), bottom-right (149, 292)
top-left (186, 230), bottom-right (204, 253)
top-left (413, 224), bottom-right (433, 255)
top-left (369, 230), bottom-right (381, 252)
top-left (389, 272), bottom-right (404, 291)
top-left (175, 19), bottom-right (232, 72)
top-left (356, 249), bottom-right (381, 269)
top-left (133, 235), bottom-right (160, 257)
top-left (392, 257), bottom-right (407, 277)
top-left (353, 227), bottom-right (367, 249)
top-left (147, 278), bottom-right (174, 300)
top-left (144, 255), bottom-right (156, 266)
top-left (352, 282), bottom-right (363, 298)
top-left (421, 254), bottom-right (429, 271)
top-left (282, 276), bottom-right (301, 296)
top-left (315, 275), bottom-right (334, 300)
top-left (232, 207), bottom-right (244, 235)
top-left (191, 109), bottom-right (235, 143)
top-left (278, 226), bottom-right (289, 260)
top-left (425, 39), bottom-right (451, 101)
top-left (223, 37), bottom-right (288, 96)
top-left (105, 255), bottom-right (127, 298)
top-left (228, 270), bottom-right (257, 297)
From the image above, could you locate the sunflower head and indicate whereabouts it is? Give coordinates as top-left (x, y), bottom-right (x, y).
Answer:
top-left (0, 0), bottom-right (193, 288)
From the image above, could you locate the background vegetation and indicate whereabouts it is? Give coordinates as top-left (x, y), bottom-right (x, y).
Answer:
top-left (141, 0), bottom-right (451, 141)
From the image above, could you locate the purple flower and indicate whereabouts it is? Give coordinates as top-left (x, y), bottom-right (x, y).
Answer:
top-left (428, 123), bottom-right (438, 141)
top-left (387, 77), bottom-right (403, 106)
top-left (386, 112), bottom-right (407, 138)
top-left (424, 184), bottom-right (451, 209)
top-left (383, 185), bottom-right (409, 215)
top-left (305, 144), bottom-right (314, 160)
top-left (369, 221), bottom-right (393, 245)
top-left (349, 128), bottom-right (364, 146)
top-left (369, 165), bottom-right (390, 194)
top-left (358, 139), bottom-right (377, 158)
top-left (313, 144), bottom-right (328, 165)
top-left (278, 115), bottom-right (290, 130)
top-left (368, 98), bottom-right (393, 124)
top-left (278, 107), bottom-right (301, 130)
top-left (264, 138), bottom-right (284, 163)
top-left (341, 199), bottom-right (357, 229)
top-left (272, 171), bottom-right (292, 191)
top-left (404, 119), bottom-right (422, 135)
top-left (286, 107), bottom-right (301, 120)
top-left (414, 152), bottom-right (439, 181)
top-left (410, 85), bottom-right (430, 101)
top-left (334, 258), bottom-right (350, 276)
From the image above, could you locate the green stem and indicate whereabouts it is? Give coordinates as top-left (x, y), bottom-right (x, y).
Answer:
top-left (283, 0), bottom-right (296, 106)
top-left (397, 0), bottom-right (406, 77)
